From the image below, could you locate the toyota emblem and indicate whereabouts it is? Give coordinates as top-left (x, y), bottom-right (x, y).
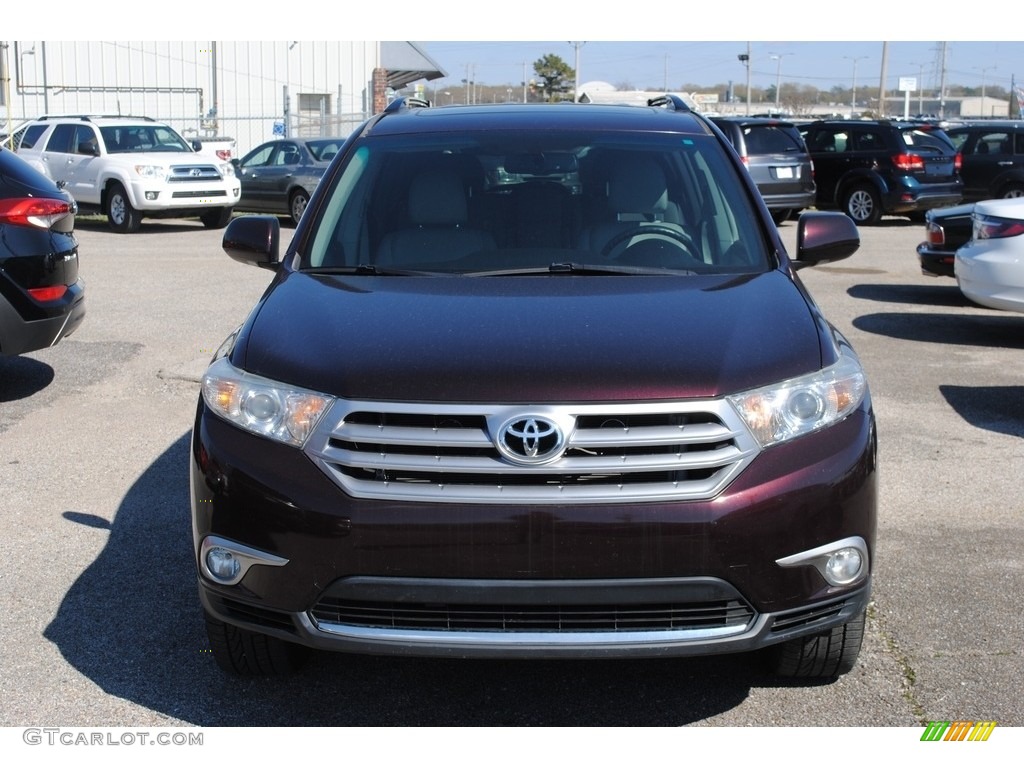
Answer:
top-left (496, 416), bottom-right (565, 464)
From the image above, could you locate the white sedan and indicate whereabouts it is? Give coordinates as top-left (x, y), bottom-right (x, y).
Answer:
top-left (955, 197), bottom-right (1024, 313)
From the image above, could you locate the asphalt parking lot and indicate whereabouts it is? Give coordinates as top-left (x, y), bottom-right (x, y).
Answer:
top-left (1, 214), bottom-right (1021, 727)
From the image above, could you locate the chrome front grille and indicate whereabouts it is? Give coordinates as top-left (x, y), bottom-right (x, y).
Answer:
top-left (305, 400), bottom-right (760, 504)
top-left (168, 164), bottom-right (222, 182)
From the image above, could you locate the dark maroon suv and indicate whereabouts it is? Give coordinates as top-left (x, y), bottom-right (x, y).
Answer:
top-left (191, 97), bottom-right (877, 679)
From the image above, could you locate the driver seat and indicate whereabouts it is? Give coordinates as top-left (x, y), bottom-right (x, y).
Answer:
top-left (577, 155), bottom-right (689, 261)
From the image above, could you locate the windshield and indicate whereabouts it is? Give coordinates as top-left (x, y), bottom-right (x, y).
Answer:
top-left (100, 125), bottom-right (193, 153)
top-left (306, 130), bottom-right (771, 275)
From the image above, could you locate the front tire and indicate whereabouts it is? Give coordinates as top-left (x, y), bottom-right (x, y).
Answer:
top-left (770, 610), bottom-right (866, 678)
top-left (106, 182), bottom-right (142, 233)
top-left (1000, 184), bottom-right (1024, 199)
top-left (842, 184), bottom-right (881, 226)
top-left (200, 207), bottom-right (233, 229)
top-left (204, 609), bottom-right (309, 675)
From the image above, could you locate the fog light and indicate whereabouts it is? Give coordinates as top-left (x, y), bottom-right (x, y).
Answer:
top-left (776, 536), bottom-right (869, 588)
top-left (206, 547), bottom-right (240, 582)
top-left (826, 547), bottom-right (863, 585)
top-left (199, 535), bottom-right (290, 586)
top-left (145, 191), bottom-right (159, 201)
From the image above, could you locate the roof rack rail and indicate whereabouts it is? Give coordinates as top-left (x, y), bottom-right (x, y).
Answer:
top-left (383, 97), bottom-right (431, 115)
top-left (37, 114), bottom-right (158, 122)
top-left (647, 95), bottom-right (691, 113)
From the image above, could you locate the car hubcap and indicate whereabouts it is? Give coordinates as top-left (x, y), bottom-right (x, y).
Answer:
top-left (849, 191), bottom-right (873, 221)
top-left (293, 196), bottom-right (307, 220)
top-left (111, 196), bottom-right (124, 224)
top-left (1004, 188), bottom-right (1024, 198)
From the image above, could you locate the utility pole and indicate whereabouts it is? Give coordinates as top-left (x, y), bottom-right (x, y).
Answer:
top-left (569, 41), bottom-right (585, 102)
top-left (938, 42), bottom-right (948, 119)
top-left (844, 55), bottom-right (868, 115)
top-left (878, 42), bottom-right (888, 116)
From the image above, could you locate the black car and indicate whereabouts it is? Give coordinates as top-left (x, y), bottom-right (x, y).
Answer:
top-left (945, 121), bottom-right (1024, 202)
top-left (710, 117), bottom-right (816, 225)
top-left (802, 119), bottom-right (962, 225)
top-left (193, 97), bottom-right (875, 679)
top-left (233, 138), bottom-right (346, 225)
top-left (916, 203), bottom-right (974, 278)
top-left (0, 147), bottom-right (85, 356)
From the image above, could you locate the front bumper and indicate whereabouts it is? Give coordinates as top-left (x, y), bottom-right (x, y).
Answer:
top-left (191, 399), bottom-right (877, 659)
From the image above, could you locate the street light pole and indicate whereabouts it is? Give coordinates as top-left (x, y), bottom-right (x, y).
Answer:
top-left (737, 45), bottom-right (751, 116)
top-left (844, 55), bottom-right (868, 115)
top-left (769, 53), bottom-right (791, 114)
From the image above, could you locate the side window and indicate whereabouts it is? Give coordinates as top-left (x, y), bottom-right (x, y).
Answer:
top-left (18, 124), bottom-right (48, 150)
top-left (977, 132), bottom-right (1011, 156)
top-left (1015, 132), bottom-right (1024, 156)
top-left (946, 131), bottom-right (969, 152)
top-left (808, 129), bottom-right (844, 153)
top-left (242, 145), bottom-right (274, 169)
top-left (273, 143), bottom-right (300, 165)
top-left (73, 126), bottom-right (98, 155)
top-left (45, 124), bottom-right (77, 153)
top-left (853, 131), bottom-right (886, 151)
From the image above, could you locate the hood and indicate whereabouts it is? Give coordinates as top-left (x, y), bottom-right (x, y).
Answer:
top-left (236, 272), bottom-right (825, 402)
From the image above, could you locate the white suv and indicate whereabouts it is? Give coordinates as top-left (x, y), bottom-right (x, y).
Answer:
top-left (16, 115), bottom-right (240, 233)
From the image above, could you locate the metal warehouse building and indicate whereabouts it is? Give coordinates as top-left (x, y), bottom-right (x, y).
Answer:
top-left (0, 41), bottom-right (445, 156)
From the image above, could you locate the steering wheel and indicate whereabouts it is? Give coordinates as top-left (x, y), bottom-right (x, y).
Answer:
top-left (599, 225), bottom-right (700, 266)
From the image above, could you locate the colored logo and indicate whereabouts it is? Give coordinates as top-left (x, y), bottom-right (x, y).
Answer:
top-left (921, 721), bottom-right (997, 742)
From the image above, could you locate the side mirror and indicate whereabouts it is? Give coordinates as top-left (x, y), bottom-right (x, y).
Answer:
top-left (78, 139), bottom-right (100, 156)
top-left (191, 139), bottom-right (203, 152)
top-left (791, 212), bottom-right (860, 269)
top-left (222, 216), bottom-right (281, 270)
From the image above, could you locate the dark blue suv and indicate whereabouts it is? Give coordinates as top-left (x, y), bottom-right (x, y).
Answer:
top-left (802, 119), bottom-right (962, 225)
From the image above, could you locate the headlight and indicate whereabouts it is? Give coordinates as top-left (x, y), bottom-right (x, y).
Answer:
top-left (220, 163), bottom-right (236, 177)
top-left (134, 164), bottom-right (168, 180)
top-left (201, 357), bottom-right (334, 447)
top-left (727, 348), bottom-right (867, 448)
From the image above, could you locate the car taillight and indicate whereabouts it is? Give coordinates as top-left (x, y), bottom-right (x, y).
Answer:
top-left (926, 222), bottom-right (945, 246)
top-left (0, 197), bottom-right (75, 229)
top-left (739, 155), bottom-right (749, 167)
top-left (216, 149), bottom-right (232, 161)
top-left (954, 153), bottom-right (962, 171)
top-left (972, 213), bottom-right (1024, 240)
top-left (28, 285), bottom-right (68, 302)
top-left (892, 153), bottom-right (925, 172)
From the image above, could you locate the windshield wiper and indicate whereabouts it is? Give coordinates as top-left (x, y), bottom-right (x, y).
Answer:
top-left (303, 264), bottom-right (446, 276)
top-left (465, 262), bottom-right (697, 277)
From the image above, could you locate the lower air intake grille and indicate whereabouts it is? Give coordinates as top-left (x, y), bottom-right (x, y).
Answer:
top-left (310, 597), bottom-right (755, 633)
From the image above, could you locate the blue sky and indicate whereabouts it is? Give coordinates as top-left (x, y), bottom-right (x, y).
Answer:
top-left (418, 41), bottom-right (1023, 93)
